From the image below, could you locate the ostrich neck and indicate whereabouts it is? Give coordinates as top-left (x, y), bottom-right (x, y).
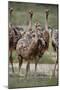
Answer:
top-left (45, 14), bottom-right (48, 31)
top-left (28, 17), bottom-right (32, 30)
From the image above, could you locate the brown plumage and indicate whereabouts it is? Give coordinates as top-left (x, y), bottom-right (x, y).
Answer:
top-left (16, 9), bottom-right (49, 77)
top-left (9, 24), bottom-right (22, 72)
top-left (51, 29), bottom-right (58, 52)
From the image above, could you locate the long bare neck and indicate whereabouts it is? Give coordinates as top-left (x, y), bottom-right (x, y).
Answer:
top-left (28, 15), bottom-right (32, 30)
top-left (45, 10), bottom-right (49, 31)
top-left (28, 10), bottom-right (33, 30)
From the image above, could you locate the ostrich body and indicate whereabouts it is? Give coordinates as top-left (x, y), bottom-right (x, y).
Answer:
top-left (9, 24), bottom-right (22, 72)
top-left (51, 29), bottom-right (58, 52)
top-left (16, 30), bottom-right (45, 76)
top-left (16, 9), bottom-right (49, 77)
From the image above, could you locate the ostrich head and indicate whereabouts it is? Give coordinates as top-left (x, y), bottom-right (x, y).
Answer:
top-left (9, 8), bottom-right (13, 17)
top-left (29, 10), bottom-right (33, 19)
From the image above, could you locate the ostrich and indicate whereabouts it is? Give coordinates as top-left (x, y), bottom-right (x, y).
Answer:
top-left (9, 24), bottom-right (22, 72)
top-left (51, 29), bottom-right (58, 77)
top-left (16, 9), bottom-right (49, 77)
top-left (9, 9), bottom-right (33, 73)
top-left (9, 8), bottom-right (24, 72)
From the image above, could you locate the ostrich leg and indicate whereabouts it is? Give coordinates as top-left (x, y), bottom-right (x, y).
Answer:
top-left (35, 60), bottom-right (38, 73)
top-left (18, 55), bottom-right (23, 72)
top-left (9, 49), bottom-right (14, 72)
top-left (52, 47), bottom-right (58, 78)
top-left (52, 59), bottom-right (58, 77)
top-left (25, 60), bottom-right (30, 78)
top-left (35, 56), bottom-right (39, 73)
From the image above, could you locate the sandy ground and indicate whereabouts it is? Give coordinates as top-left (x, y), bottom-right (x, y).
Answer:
top-left (8, 63), bottom-right (58, 77)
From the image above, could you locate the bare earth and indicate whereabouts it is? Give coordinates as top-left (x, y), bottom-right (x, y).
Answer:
top-left (9, 63), bottom-right (58, 77)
